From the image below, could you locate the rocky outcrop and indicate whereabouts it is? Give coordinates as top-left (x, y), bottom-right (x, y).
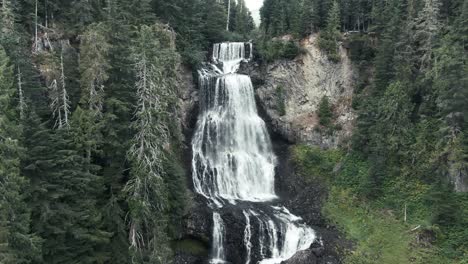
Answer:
top-left (448, 158), bottom-right (468, 192)
top-left (183, 198), bottom-right (213, 243)
top-left (172, 197), bottom-right (212, 264)
top-left (247, 35), bottom-right (356, 148)
top-left (178, 65), bottom-right (199, 138)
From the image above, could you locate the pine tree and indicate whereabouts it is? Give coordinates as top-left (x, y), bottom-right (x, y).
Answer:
top-left (318, 0), bottom-right (341, 62)
top-left (202, 0), bottom-right (227, 43)
top-left (0, 46), bottom-right (41, 264)
top-left (372, 0), bottom-right (404, 93)
top-left (98, 3), bottom-right (137, 261)
top-left (0, 0), bottom-right (15, 35)
top-left (412, 0), bottom-right (441, 71)
top-left (24, 113), bottom-right (111, 264)
top-left (301, 0), bottom-right (320, 35)
top-left (325, 1), bottom-right (341, 38)
top-left (318, 96), bottom-right (333, 127)
top-left (125, 24), bottom-right (180, 263)
top-left (79, 22), bottom-right (111, 116)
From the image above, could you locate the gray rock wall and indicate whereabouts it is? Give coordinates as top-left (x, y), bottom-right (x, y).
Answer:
top-left (255, 35), bottom-right (356, 148)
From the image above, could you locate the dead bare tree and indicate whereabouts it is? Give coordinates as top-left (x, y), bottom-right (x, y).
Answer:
top-left (17, 66), bottom-right (26, 120)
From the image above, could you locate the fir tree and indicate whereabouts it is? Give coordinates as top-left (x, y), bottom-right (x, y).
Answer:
top-left (24, 115), bottom-right (111, 264)
top-left (318, 0), bottom-right (341, 62)
top-left (318, 96), bottom-right (333, 127)
top-left (125, 24), bottom-right (180, 263)
top-left (0, 46), bottom-right (41, 264)
top-left (301, 0), bottom-right (320, 35)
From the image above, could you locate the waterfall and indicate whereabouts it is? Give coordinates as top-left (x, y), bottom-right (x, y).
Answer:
top-left (243, 210), bottom-right (253, 264)
top-left (212, 212), bottom-right (226, 263)
top-left (192, 42), bottom-right (315, 264)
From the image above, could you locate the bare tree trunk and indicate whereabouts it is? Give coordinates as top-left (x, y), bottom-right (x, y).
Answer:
top-left (17, 66), bottom-right (26, 120)
top-left (45, 0), bottom-right (48, 28)
top-left (60, 46), bottom-right (70, 128)
top-left (226, 0), bottom-right (231, 31)
top-left (35, 0), bottom-right (38, 52)
top-left (404, 203), bottom-right (407, 223)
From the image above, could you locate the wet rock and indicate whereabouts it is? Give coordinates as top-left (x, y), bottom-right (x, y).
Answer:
top-left (310, 240), bottom-right (325, 257)
top-left (221, 207), bottom-right (248, 264)
top-left (281, 249), bottom-right (318, 264)
top-left (183, 198), bottom-right (213, 243)
top-left (178, 65), bottom-right (199, 139)
top-left (174, 197), bottom-right (212, 264)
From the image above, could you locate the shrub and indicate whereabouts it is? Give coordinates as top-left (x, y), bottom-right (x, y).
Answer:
top-left (318, 96), bottom-right (333, 127)
top-left (317, 36), bottom-right (340, 63)
top-left (292, 145), bottom-right (343, 183)
top-left (276, 86), bottom-right (286, 116)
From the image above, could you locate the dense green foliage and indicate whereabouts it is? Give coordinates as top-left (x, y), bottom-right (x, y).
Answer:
top-left (317, 1), bottom-right (341, 62)
top-left (277, 0), bottom-right (468, 262)
top-left (293, 145), bottom-right (468, 263)
top-left (318, 96), bottom-right (333, 127)
top-left (256, 39), bottom-right (302, 62)
top-left (260, 0), bottom-right (376, 38)
top-left (0, 0), bottom-right (253, 263)
top-left (0, 46), bottom-right (41, 264)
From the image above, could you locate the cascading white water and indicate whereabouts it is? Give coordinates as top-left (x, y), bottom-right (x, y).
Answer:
top-left (192, 42), bottom-right (315, 264)
top-left (212, 212), bottom-right (226, 263)
top-left (243, 211), bottom-right (253, 264)
top-left (193, 73), bottom-right (277, 202)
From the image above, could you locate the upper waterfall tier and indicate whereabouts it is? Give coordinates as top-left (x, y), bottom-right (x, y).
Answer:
top-left (212, 42), bottom-right (253, 73)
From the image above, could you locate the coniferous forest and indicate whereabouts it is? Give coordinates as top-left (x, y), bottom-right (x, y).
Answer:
top-left (0, 0), bottom-right (467, 264)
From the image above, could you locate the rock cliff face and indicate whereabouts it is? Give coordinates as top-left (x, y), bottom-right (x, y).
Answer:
top-left (244, 35), bottom-right (356, 148)
top-left (178, 66), bottom-right (199, 140)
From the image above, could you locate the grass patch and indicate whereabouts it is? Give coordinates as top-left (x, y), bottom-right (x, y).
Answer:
top-left (291, 145), bottom-right (466, 264)
top-left (292, 145), bottom-right (342, 183)
top-left (324, 188), bottom-right (461, 264)
top-left (325, 188), bottom-right (412, 264)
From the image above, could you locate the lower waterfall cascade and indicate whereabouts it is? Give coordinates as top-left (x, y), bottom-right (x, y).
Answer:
top-left (192, 42), bottom-right (316, 264)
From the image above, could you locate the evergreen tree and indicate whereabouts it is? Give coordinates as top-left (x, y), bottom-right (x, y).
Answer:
top-left (24, 116), bottom-right (111, 264)
top-left (98, 3), bottom-right (136, 261)
top-left (125, 24), bottom-right (180, 263)
top-left (301, 0), bottom-right (320, 35)
top-left (412, 0), bottom-right (441, 71)
top-left (318, 96), bottom-right (333, 127)
top-left (372, 0), bottom-right (404, 94)
top-left (79, 22), bottom-right (111, 116)
top-left (0, 45), bottom-right (41, 264)
top-left (318, 0), bottom-right (341, 62)
top-left (233, 0), bottom-right (255, 34)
